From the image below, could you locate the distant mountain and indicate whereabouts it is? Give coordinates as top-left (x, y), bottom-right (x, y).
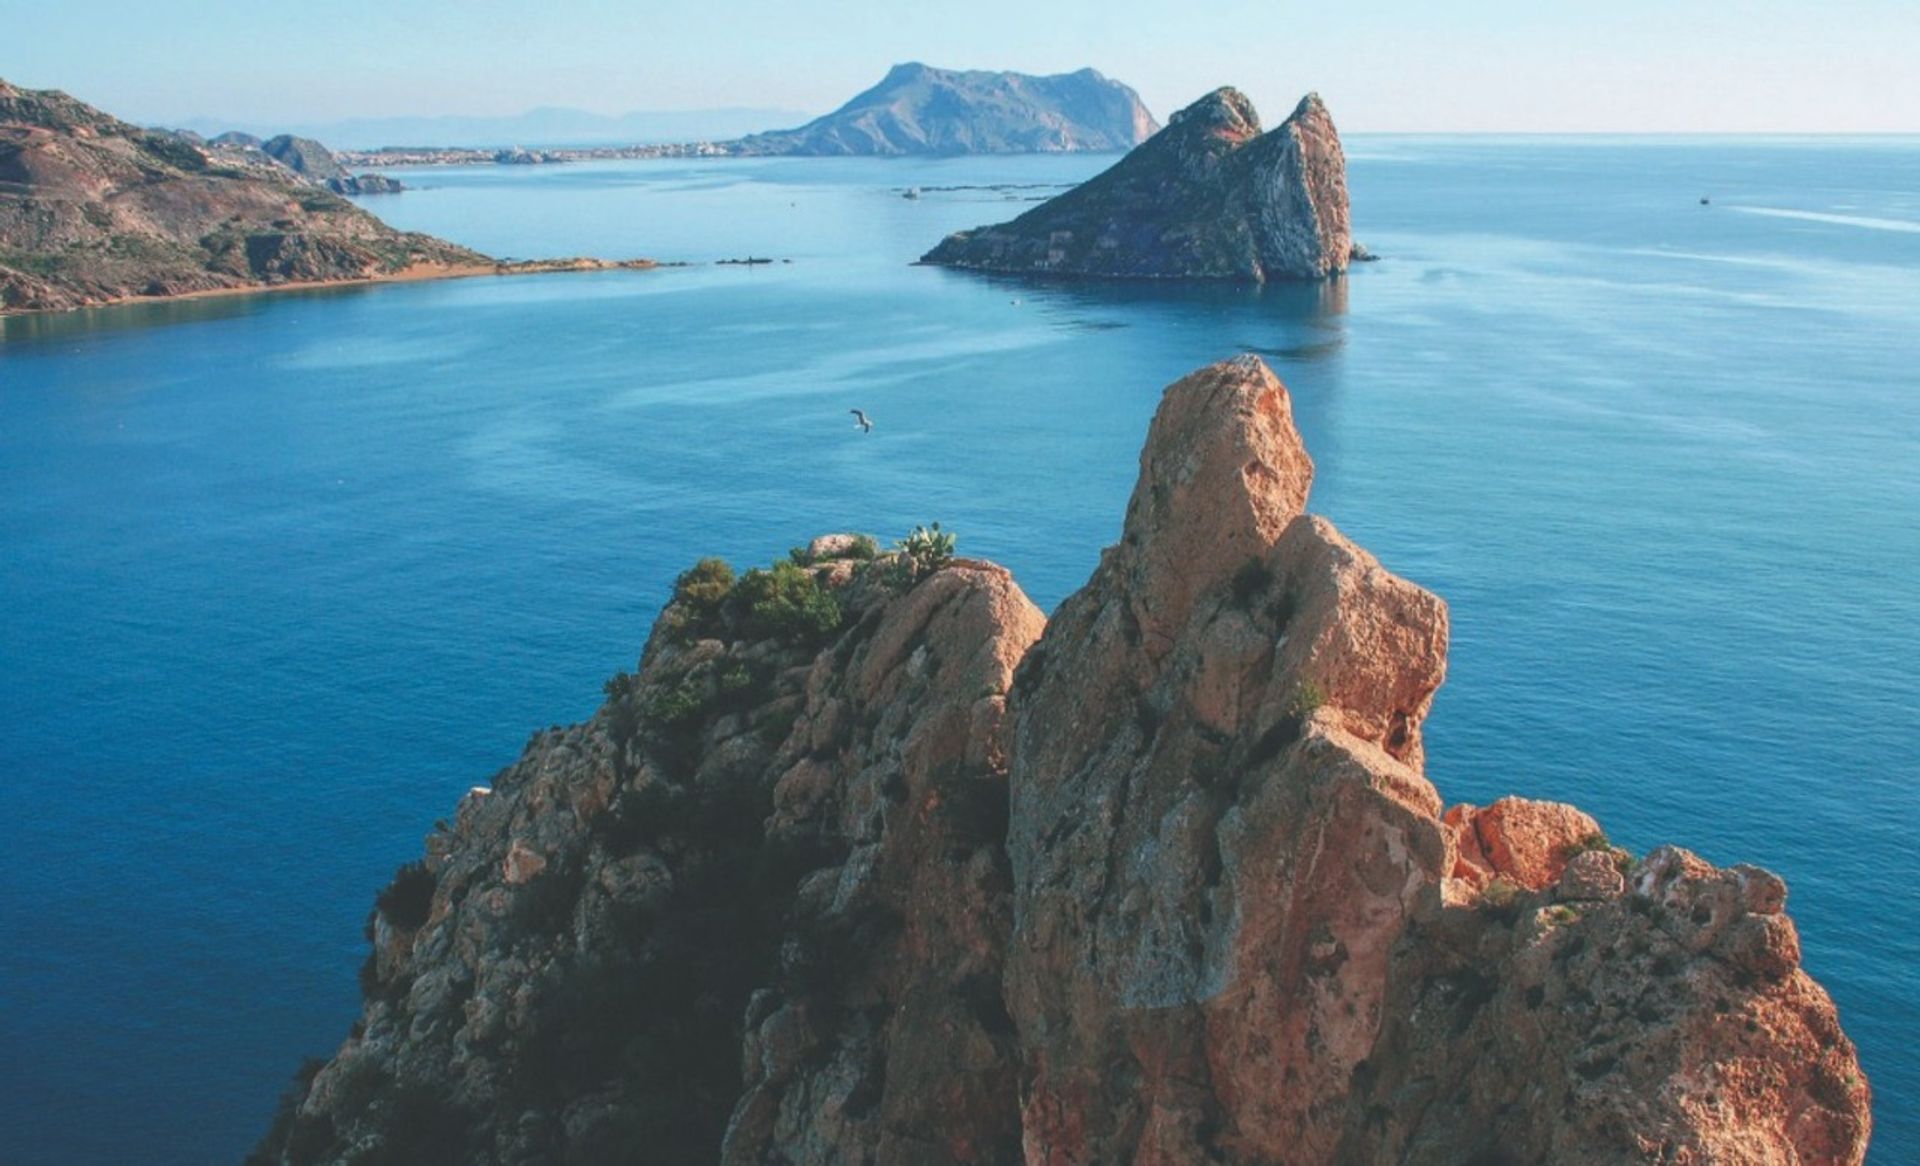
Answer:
top-left (177, 107), bottom-right (811, 151)
top-left (734, 62), bottom-right (1158, 156)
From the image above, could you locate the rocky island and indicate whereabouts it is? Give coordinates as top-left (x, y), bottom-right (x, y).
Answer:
top-left (0, 80), bottom-right (649, 315)
top-left (733, 62), bottom-right (1158, 156)
top-left (923, 88), bottom-right (1360, 282)
top-left (250, 357), bottom-right (1870, 1165)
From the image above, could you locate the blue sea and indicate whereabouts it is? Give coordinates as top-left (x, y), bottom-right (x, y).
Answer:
top-left (3, 138), bottom-right (1917, 1164)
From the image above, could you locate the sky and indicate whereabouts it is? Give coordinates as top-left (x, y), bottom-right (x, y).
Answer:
top-left (6, 0), bottom-right (1919, 133)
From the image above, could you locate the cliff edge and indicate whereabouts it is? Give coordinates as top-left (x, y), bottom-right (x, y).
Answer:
top-left (922, 88), bottom-right (1355, 282)
top-left (251, 358), bottom-right (1870, 1165)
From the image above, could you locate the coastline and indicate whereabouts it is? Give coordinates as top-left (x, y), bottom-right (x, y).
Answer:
top-left (0, 256), bottom-right (660, 320)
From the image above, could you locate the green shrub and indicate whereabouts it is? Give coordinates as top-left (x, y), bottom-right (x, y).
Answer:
top-left (846, 534), bottom-right (880, 561)
top-left (878, 522), bottom-right (957, 588)
top-left (645, 678), bottom-right (707, 728)
top-left (674, 557), bottom-right (734, 614)
top-left (1288, 679), bottom-right (1328, 718)
top-left (732, 560), bottom-right (841, 643)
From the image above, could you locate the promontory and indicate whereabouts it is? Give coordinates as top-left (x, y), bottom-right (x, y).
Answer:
top-left (249, 356), bottom-right (1871, 1165)
top-left (922, 87), bottom-right (1359, 281)
top-left (0, 79), bottom-right (649, 316)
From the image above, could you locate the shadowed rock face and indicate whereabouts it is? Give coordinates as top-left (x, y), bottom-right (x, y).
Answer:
top-left (251, 357), bottom-right (1870, 1166)
top-left (734, 62), bottom-right (1158, 157)
top-left (922, 88), bottom-right (1354, 282)
top-left (0, 80), bottom-right (477, 313)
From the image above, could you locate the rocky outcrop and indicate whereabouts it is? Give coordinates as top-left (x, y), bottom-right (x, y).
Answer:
top-left (252, 358), bottom-right (1870, 1165)
top-left (734, 63), bottom-right (1158, 156)
top-left (922, 88), bottom-right (1357, 282)
top-left (256, 135), bottom-right (405, 195)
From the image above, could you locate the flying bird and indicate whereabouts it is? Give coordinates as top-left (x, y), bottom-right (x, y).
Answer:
top-left (849, 409), bottom-right (873, 433)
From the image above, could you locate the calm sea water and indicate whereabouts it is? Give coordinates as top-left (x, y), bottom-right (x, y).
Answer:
top-left (3, 138), bottom-right (1917, 1164)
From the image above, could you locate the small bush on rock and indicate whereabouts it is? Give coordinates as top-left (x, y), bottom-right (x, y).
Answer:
top-left (732, 560), bottom-right (841, 644)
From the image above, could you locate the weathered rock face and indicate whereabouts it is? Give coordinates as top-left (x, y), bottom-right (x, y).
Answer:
top-left (921, 89), bottom-right (1355, 282)
top-left (0, 80), bottom-right (477, 313)
top-left (735, 62), bottom-right (1158, 157)
top-left (1003, 358), bottom-right (1451, 1163)
top-left (252, 358), bottom-right (1870, 1166)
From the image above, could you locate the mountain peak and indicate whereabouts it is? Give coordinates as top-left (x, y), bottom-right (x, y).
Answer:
top-left (734, 63), bottom-right (1159, 157)
top-left (1169, 85), bottom-right (1263, 139)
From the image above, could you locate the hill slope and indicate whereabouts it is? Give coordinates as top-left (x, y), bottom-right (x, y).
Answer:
top-left (734, 62), bottom-right (1157, 156)
top-left (0, 79), bottom-right (485, 313)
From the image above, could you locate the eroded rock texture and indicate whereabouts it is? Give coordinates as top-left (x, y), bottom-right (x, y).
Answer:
top-left (253, 358), bottom-right (1869, 1166)
top-left (921, 89), bottom-right (1354, 281)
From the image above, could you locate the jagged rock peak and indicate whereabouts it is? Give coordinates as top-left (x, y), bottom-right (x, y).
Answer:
top-left (1167, 85), bottom-right (1262, 138)
top-left (920, 86), bottom-right (1356, 281)
top-left (250, 357), bottom-right (1871, 1166)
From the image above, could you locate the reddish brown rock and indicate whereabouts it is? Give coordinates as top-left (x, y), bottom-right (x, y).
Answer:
top-left (1558, 847), bottom-right (1627, 901)
top-left (1446, 796), bottom-right (1602, 891)
top-left (1003, 356), bottom-right (1450, 1165)
top-left (253, 356), bottom-right (1870, 1166)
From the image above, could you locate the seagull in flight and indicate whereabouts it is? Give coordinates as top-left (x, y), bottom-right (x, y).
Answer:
top-left (849, 409), bottom-right (874, 433)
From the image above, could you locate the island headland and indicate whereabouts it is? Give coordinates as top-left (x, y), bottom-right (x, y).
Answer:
top-left (249, 356), bottom-right (1871, 1165)
top-left (733, 62), bottom-right (1158, 156)
top-left (0, 80), bottom-right (651, 316)
top-left (922, 88), bottom-right (1362, 282)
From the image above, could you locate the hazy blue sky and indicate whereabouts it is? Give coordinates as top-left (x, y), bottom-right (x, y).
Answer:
top-left (7, 0), bottom-right (1918, 132)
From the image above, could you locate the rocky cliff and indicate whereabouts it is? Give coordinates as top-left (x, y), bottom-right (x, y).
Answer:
top-left (733, 63), bottom-right (1158, 156)
top-left (922, 88), bottom-right (1357, 282)
top-left (251, 357), bottom-right (1871, 1165)
top-left (0, 80), bottom-right (650, 315)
